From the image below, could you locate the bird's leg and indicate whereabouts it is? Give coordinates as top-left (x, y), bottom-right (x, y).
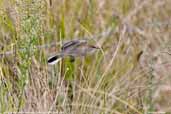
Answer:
top-left (79, 56), bottom-right (85, 81)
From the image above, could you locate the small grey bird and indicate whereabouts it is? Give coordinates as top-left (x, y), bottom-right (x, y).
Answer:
top-left (47, 39), bottom-right (100, 65)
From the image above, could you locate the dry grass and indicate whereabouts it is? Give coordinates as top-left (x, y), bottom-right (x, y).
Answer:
top-left (0, 0), bottom-right (171, 114)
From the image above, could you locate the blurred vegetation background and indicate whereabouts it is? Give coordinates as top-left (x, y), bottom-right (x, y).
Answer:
top-left (0, 0), bottom-right (171, 113)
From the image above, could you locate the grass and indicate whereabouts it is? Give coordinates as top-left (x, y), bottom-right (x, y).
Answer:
top-left (0, 0), bottom-right (171, 113)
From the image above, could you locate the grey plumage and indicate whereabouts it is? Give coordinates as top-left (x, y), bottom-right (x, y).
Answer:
top-left (48, 39), bottom-right (99, 65)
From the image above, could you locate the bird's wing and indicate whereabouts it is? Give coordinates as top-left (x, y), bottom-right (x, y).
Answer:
top-left (61, 39), bottom-right (87, 51)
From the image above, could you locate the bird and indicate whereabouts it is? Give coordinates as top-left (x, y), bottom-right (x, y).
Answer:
top-left (47, 39), bottom-right (100, 65)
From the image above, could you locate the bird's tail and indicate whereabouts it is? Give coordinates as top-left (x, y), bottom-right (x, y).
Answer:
top-left (47, 54), bottom-right (63, 65)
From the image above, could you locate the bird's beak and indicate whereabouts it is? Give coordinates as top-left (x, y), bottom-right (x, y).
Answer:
top-left (89, 45), bottom-right (100, 49)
